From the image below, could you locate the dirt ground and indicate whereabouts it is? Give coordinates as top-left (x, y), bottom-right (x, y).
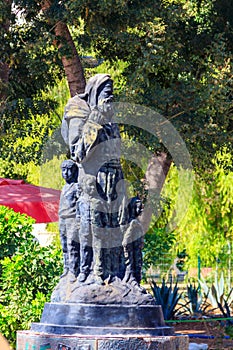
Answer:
top-left (173, 320), bottom-right (233, 349)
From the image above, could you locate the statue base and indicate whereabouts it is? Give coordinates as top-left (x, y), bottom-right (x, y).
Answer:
top-left (18, 287), bottom-right (189, 349)
top-left (17, 330), bottom-right (189, 350)
top-left (17, 303), bottom-right (189, 349)
top-left (30, 302), bottom-right (172, 336)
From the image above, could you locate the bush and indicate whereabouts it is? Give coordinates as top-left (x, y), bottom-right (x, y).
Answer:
top-left (143, 226), bottom-right (176, 274)
top-left (0, 206), bottom-right (35, 262)
top-left (0, 206), bottom-right (63, 347)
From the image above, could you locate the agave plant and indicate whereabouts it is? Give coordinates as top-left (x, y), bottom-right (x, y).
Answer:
top-left (180, 283), bottom-right (210, 317)
top-left (199, 272), bottom-right (233, 322)
top-left (150, 278), bottom-right (182, 320)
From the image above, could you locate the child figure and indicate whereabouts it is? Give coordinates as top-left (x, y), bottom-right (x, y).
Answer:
top-left (59, 160), bottom-right (80, 283)
top-left (122, 197), bottom-right (144, 285)
top-left (77, 174), bottom-right (108, 285)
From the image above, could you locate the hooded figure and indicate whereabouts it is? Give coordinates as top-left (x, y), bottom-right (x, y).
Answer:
top-left (62, 73), bottom-right (123, 202)
top-left (61, 73), bottom-right (114, 162)
top-left (61, 74), bottom-right (128, 282)
top-left (84, 73), bottom-right (112, 109)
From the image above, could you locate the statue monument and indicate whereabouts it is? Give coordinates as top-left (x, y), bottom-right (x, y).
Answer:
top-left (17, 74), bottom-right (189, 350)
top-left (49, 74), bottom-right (154, 303)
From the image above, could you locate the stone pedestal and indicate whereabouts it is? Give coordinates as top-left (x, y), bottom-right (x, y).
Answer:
top-left (17, 331), bottom-right (189, 350)
top-left (17, 302), bottom-right (189, 350)
top-left (30, 302), bottom-right (171, 336)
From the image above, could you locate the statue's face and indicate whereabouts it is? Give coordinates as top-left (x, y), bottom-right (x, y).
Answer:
top-left (98, 80), bottom-right (113, 101)
top-left (62, 165), bottom-right (77, 184)
top-left (85, 178), bottom-right (96, 196)
top-left (135, 200), bottom-right (143, 217)
top-left (97, 80), bottom-right (114, 121)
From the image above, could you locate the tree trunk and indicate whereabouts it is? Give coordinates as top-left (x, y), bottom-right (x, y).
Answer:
top-left (0, 0), bottom-right (12, 128)
top-left (41, 0), bottom-right (85, 96)
top-left (139, 152), bottom-right (172, 232)
top-left (54, 21), bottom-right (86, 96)
top-left (0, 62), bottom-right (10, 107)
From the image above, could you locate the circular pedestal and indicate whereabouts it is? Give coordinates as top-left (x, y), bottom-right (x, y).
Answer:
top-left (31, 302), bottom-right (172, 336)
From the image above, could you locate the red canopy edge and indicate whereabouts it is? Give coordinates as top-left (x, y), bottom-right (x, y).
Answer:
top-left (0, 178), bottom-right (25, 185)
top-left (0, 179), bottom-right (61, 223)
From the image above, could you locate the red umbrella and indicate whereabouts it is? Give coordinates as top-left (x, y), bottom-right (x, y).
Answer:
top-left (0, 178), bottom-right (61, 223)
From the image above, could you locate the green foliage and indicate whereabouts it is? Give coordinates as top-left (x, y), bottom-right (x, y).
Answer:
top-left (4, 22), bottom-right (60, 98)
top-left (199, 272), bottom-right (233, 320)
top-left (0, 15), bottom-right (62, 130)
top-left (143, 148), bottom-right (232, 277)
top-left (0, 246), bottom-right (62, 345)
top-left (142, 164), bottom-right (195, 276)
top-left (185, 283), bottom-right (203, 315)
top-left (210, 146), bottom-right (233, 241)
top-left (44, 78), bottom-right (70, 122)
top-left (0, 206), bottom-right (63, 346)
top-left (0, 206), bottom-right (35, 261)
top-left (0, 79), bottom-right (69, 181)
top-left (0, 114), bottom-right (54, 173)
top-left (39, 154), bottom-right (66, 190)
top-left (225, 324), bottom-right (233, 339)
top-left (92, 0), bottom-right (232, 169)
top-left (1, 0), bottom-right (232, 185)
top-left (171, 147), bottom-right (233, 269)
top-left (150, 278), bottom-right (182, 320)
top-left (143, 227), bottom-right (176, 273)
top-left (1, 0), bottom-right (232, 174)
top-left (180, 283), bottom-right (210, 317)
top-left (86, 59), bottom-right (128, 98)
top-left (176, 250), bottom-right (188, 272)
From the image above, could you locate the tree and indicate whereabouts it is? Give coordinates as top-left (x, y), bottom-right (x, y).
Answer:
top-left (0, 0), bottom-right (232, 232)
top-left (91, 0), bottom-right (232, 228)
top-left (0, 0), bottom-right (11, 109)
top-left (2, 0), bottom-right (232, 153)
top-left (92, 0), bottom-right (232, 170)
top-left (0, 1), bottom-right (62, 134)
top-left (1, 0), bottom-right (159, 120)
top-left (172, 146), bottom-right (233, 269)
top-left (0, 0), bottom-right (160, 142)
top-left (40, 0), bottom-right (85, 96)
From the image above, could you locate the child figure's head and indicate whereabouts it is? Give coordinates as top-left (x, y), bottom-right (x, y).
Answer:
top-left (61, 160), bottom-right (79, 184)
top-left (81, 175), bottom-right (97, 196)
top-left (128, 196), bottom-right (143, 220)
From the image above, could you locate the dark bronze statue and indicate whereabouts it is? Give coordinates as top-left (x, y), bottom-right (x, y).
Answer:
top-left (55, 73), bottom-right (151, 304)
top-left (61, 74), bottom-right (128, 284)
top-left (58, 159), bottom-right (80, 283)
top-left (30, 74), bottom-right (173, 341)
top-left (122, 197), bottom-right (144, 286)
top-left (77, 174), bottom-right (109, 285)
